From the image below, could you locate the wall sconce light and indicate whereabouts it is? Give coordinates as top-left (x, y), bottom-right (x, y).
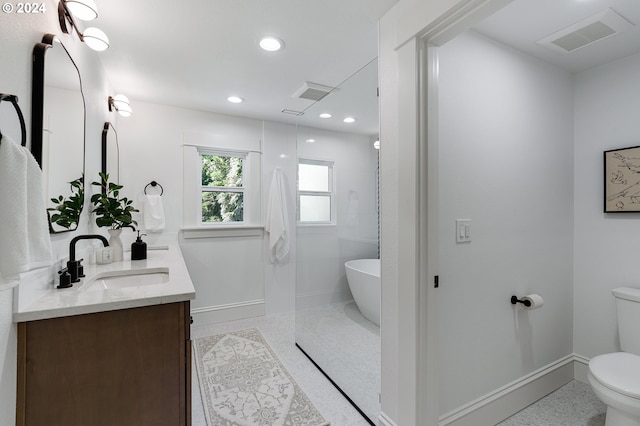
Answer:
top-left (65, 0), bottom-right (98, 20)
top-left (108, 95), bottom-right (132, 117)
top-left (58, 0), bottom-right (109, 51)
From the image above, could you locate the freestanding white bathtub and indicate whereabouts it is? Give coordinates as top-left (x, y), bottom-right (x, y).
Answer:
top-left (345, 259), bottom-right (380, 326)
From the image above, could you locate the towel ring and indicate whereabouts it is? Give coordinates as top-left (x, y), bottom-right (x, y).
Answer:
top-left (0, 93), bottom-right (27, 147)
top-left (144, 181), bottom-right (163, 196)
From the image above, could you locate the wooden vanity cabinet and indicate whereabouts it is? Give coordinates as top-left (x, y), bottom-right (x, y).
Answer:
top-left (16, 301), bottom-right (191, 426)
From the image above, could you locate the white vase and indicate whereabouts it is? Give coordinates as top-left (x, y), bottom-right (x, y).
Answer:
top-left (108, 228), bottom-right (123, 262)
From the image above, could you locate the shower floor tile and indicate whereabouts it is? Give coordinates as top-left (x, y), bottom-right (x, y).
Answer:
top-left (296, 300), bottom-right (380, 423)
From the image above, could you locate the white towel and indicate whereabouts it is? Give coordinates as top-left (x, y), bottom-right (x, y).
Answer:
top-left (0, 133), bottom-right (52, 281)
top-left (265, 168), bottom-right (289, 263)
top-left (143, 194), bottom-right (166, 231)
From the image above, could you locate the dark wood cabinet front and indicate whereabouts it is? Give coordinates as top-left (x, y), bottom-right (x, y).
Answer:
top-left (16, 301), bottom-right (191, 426)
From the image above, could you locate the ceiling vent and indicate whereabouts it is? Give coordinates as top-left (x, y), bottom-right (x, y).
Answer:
top-left (537, 8), bottom-right (634, 54)
top-left (281, 109), bottom-right (304, 116)
top-left (292, 82), bottom-right (336, 101)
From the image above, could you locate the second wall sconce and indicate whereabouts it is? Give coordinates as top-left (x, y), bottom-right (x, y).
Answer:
top-left (58, 0), bottom-right (109, 52)
top-left (108, 94), bottom-right (132, 117)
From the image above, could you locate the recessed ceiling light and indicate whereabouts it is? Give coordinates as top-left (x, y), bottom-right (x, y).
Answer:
top-left (227, 96), bottom-right (244, 103)
top-left (306, 139), bottom-right (316, 143)
top-left (259, 36), bottom-right (284, 52)
top-left (343, 117), bottom-right (356, 123)
top-left (319, 113), bottom-right (332, 119)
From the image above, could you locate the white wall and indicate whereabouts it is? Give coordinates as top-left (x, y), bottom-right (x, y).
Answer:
top-left (378, 4), bottom-right (402, 422)
top-left (573, 52), bottom-right (640, 359)
top-left (116, 100), bottom-right (296, 322)
top-left (116, 101), bottom-right (263, 237)
top-left (437, 29), bottom-right (575, 414)
top-left (116, 100), bottom-right (378, 322)
top-left (262, 121), bottom-right (298, 315)
top-left (0, 1), bottom-right (112, 423)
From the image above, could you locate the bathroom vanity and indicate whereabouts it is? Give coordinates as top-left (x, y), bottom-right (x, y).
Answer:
top-left (13, 244), bottom-right (196, 426)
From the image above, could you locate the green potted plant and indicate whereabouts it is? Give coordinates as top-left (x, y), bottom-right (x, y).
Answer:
top-left (90, 172), bottom-right (138, 261)
top-left (48, 176), bottom-right (84, 232)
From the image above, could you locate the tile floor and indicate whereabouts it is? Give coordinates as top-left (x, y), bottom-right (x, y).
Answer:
top-left (191, 311), bottom-right (371, 426)
top-left (191, 312), bottom-right (607, 426)
top-left (498, 380), bottom-right (606, 426)
top-left (296, 301), bottom-right (380, 422)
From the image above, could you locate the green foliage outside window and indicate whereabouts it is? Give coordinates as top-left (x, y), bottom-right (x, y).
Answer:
top-left (201, 154), bottom-right (244, 223)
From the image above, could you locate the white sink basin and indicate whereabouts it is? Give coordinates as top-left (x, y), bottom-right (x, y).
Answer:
top-left (82, 267), bottom-right (169, 291)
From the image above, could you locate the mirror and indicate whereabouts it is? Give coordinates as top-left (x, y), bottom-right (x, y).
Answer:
top-left (102, 122), bottom-right (119, 189)
top-left (32, 34), bottom-right (86, 233)
top-left (295, 58), bottom-right (380, 424)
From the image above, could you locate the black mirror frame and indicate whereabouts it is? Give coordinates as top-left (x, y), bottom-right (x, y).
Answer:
top-left (32, 33), bottom-right (87, 234)
top-left (101, 122), bottom-right (119, 194)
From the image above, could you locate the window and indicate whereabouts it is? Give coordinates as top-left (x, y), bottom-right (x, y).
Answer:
top-left (200, 151), bottom-right (245, 223)
top-left (298, 159), bottom-right (334, 224)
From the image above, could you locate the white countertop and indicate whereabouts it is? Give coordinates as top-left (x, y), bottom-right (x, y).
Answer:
top-left (14, 244), bottom-right (196, 322)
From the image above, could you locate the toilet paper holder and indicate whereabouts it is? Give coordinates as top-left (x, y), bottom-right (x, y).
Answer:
top-left (510, 295), bottom-right (531, 307)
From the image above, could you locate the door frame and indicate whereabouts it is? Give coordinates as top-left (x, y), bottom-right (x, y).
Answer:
top-left (379, 1), bottom-right (514, 425)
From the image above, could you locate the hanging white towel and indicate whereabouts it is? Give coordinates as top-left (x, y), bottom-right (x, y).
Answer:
top-left (265, 168), bottom-right (289, 263)
top-left (0, 133), bottom-right (52, 281)
top-left (143, 194), bottom-right (166, 231)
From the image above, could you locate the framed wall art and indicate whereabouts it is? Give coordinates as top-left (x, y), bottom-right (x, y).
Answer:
top-left (604, 145), bottom-right (640, 212)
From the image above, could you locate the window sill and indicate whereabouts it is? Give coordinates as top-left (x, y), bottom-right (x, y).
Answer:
top-left (181, 225), bottom-right (264, 239)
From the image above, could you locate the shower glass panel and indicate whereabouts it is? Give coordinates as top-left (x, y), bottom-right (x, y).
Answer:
top-left (295, 58), bottom-right (380, 424)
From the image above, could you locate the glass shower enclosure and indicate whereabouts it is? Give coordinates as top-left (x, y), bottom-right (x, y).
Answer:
top-left (295, 59), bottom-right (380, 424)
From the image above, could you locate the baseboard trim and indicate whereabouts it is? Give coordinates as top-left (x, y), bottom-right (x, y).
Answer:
top-left (379, 355), bottom-right (592, 426)
top-left (439, 354), bottom-right (575, 426)
top-left (191, 299), bottom-right (265, 325)
top-left (378, 411), bottom-right (398, 426)
top-left (573, 354), bottom-right (590, 384)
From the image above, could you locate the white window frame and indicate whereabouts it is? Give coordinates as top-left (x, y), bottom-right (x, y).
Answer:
top-left (297, 158), bottom-right (336, 225)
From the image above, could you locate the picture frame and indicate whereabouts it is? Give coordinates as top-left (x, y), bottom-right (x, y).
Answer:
top-left (604, 145), bottom-right (640, 213)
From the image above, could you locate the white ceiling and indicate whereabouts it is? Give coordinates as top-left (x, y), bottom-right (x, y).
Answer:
top-left (93, 0), bottom-right (397, 135)
top-left (473, 0), bottom-right (640, 73)
top-left (90, 0), bottom-right (640, 138)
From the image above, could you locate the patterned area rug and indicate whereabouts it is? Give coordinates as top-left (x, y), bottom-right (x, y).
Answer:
top-left (193, 328), bottom-right (330, 426)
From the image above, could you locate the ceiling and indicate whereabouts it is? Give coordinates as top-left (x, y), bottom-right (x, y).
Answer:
top-left (92, 0), bottom-right (397, 135)
top-left (90, 0), bottom-right (640, 138)
top-left (472, 0), bottom-right (640, 73)
top-left (297, 57), bottom-right (379, 137)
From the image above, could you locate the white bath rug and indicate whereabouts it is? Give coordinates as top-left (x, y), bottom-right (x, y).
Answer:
top-left (193, 328), bottom-right (330, 426)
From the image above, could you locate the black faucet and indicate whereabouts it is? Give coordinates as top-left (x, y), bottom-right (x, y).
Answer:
top-left (60, 234), bottom-right (109, 287)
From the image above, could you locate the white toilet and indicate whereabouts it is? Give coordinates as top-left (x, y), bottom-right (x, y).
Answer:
top-left (588, 287), bottom-right (640, 426)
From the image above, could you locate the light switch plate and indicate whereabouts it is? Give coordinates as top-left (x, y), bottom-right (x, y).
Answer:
top-left (456, 219), bottom-right (471, 243)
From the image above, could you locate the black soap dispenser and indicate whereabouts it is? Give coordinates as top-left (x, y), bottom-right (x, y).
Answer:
top-left (131, 231), bottom-right (147, 260)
